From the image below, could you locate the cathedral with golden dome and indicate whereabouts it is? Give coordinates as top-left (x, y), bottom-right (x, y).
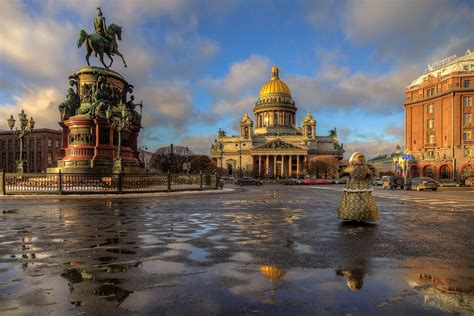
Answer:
top-left (211, 65), bottom-right (344, 178)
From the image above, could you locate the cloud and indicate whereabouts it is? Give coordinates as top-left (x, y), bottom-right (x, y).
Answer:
top-left (137, 81), bottom-right (193, 130)
top-left (0, 86), bottom-right (62, 130)
top-left (288, 62), bottom-right (419, 113)
top-left (180, 135), bottom-right (214, 155)
top-left (384, 124), bottom-right (404, 139)
top-left (342, 0), bottom-right (474, 63)
top-left (344, 139), bottom-right (402, 159)
top-left (203, 55), bottom-right (271, 131)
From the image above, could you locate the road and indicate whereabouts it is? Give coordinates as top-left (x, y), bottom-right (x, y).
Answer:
top-left (0, 184), bottom-right (473, 315)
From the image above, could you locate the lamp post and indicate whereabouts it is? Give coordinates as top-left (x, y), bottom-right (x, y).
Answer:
top-left (106, 103), bottom-right (131, 173)
top-left (7, 110), bottom-right (35, 173)
top-left (235, 141), bottom-right (243, 178)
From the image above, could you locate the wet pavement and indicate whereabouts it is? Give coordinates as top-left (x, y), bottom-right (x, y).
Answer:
top-left (0, 185), bottom-right (473, 315)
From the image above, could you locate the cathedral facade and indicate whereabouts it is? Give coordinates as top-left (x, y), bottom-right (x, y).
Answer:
top-left (211, 65), bottom-right (344, 178)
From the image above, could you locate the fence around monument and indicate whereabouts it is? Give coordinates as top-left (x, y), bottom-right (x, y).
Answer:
top-left (0, 171), bottom-right (218, 195)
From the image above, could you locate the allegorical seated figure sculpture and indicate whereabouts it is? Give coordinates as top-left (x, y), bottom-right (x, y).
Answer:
top-left (58, 87), bottom-right (81, 120)
top-left (88, 83), bottom-right (112, 119)
top-left (338, 152), bottom-right (379, 222)
top-left (126, 95), bottom-right (142, 127)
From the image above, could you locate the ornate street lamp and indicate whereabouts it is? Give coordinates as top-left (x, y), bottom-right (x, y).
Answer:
top-left (7, 110), bottom-right (35, 173)
top-left (235, 141), bottom-right (243, 178)
top-left (106, 103), bottom-right (131, 173)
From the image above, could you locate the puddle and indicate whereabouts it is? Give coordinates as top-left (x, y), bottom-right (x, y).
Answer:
top-left (230, 252), bottom-right (253, 262)
top-left (167, 243), bottom-right (209, 262)
top-left (140, 260), bottom-right (187, 275)
top-left (294, 242), bottom-right (314, 254)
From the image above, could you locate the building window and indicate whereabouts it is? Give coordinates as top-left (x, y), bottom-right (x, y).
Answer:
top-left (464, 131), bottom-right (472, 141)
top-left (47, 152), bottom-right (52, 166)
top-left (423, 165), bottom-right (434, 178)
top-left (428, 134), bottom-right (435, 144)
top-left (428, 104), bottom-right (434, 113)
top-left (464, 113), bottom-right (472, 125)
top-left (464, 148), bottom-right (472, 157)
top-left (428, 119), bottom-right (434, 129)
top-left (464, 80), bottom-right (471, 88)
top-left (464, 96), bottom-right (472, 109)
top-left (48, 138), bottom-right (52, 147)
top-left (55, 140), bottom-right (60, 148)
top-left (426, 87), bottom-right (435, 97)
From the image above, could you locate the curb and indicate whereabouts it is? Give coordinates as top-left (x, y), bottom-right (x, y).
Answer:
top-left (0, 188), bottom-right (236, 201)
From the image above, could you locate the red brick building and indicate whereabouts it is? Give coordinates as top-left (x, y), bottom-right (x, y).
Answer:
top-left (404, 50), bottom-right (474, 182)
top-left (0, 128), bottom-right (62, 173)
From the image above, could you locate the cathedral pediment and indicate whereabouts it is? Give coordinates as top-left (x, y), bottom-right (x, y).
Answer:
top-left (253, 138), bottom-right (307, 151)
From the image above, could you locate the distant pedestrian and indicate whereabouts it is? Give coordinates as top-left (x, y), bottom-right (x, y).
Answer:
top-left (338, 152), bottom-right (379, 222)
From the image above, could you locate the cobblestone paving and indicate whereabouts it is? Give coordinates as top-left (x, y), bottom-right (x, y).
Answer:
top-left (0, 185), bottom-right (473, 315)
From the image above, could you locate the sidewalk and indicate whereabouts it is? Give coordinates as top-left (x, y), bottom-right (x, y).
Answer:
top-left (0, 188), bottom-right (236, 200)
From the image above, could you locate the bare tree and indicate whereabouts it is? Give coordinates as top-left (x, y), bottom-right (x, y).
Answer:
top-left (150, 145), bottom-right (193, 173)
top-left (306, 155), bottom-right (339, 179)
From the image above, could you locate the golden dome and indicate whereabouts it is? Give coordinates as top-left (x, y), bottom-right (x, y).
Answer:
top-left (259, 65), bottom-right (291, 97)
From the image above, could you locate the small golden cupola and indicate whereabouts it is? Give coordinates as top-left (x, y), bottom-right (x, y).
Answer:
top-left (240, 113), bottom-right (253, 139)
top-left (302, 112), bottom-right (316, 139)
top-left (254, 64), bottom-right (298, 135)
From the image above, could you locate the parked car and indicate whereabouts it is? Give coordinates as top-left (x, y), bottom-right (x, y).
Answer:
top-left (406, 177), bottom-right (438, 191)
top-left (220, 176), bottom-right (235, 183)
top-left (234, 177), bottom-right (262, 186)
top-left (438, 179), bottom-right (460, 187)
top-left (303, 179), bottom-right (332, 185)
top-left (283, 178), bottom-right (303, 185)
top-left (372, 179), bottom-right (384, 186)
top-left (382, 175), bottom-right (405, 189)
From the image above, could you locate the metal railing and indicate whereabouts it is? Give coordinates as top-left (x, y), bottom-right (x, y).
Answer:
top-left (0, 171), bottom-right (219, 195)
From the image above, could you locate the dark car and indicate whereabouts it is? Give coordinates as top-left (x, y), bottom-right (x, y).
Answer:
top-left (283, 178), bottom-right (303, 185)
top-left (406, 177), bottom-right (438, 191)
top-left (382, 175), bottom-right (405, 189)
top-left (234, 177), bottom-right (262, 186)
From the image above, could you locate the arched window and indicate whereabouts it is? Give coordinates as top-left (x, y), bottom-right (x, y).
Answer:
top-left (244, 127), bottom-right (249, 138)
top-left (423, 166), bottom-right (434, 178)
top-left (273, 112), bottom-right (278, 126)
top-left (439, 165), bottom-right (451, 179)
top-left (227, 164), bottom-right (233, 176)
top-left (307, 126), bottom-right (312, 137)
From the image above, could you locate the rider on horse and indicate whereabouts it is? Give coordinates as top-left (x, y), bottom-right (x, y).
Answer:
top-left (94, 7), bottom-right (112, 54)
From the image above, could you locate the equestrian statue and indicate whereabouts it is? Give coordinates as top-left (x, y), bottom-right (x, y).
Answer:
top-left (77, 7), bottom-right (127, 69)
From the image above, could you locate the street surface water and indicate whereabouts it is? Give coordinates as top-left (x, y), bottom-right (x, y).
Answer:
top-left (0, 185), bottom-right (473, 315)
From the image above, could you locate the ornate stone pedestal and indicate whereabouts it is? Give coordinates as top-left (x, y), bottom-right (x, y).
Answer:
top-left (48, 66), bottom-right (144, 174)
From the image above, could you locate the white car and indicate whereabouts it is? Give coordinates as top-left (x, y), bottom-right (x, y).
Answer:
top-left (372, 179), bottom-right (384, 186)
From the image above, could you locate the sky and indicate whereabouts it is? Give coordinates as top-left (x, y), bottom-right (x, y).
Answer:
top-left (1, 0), bottom-right (473, 158)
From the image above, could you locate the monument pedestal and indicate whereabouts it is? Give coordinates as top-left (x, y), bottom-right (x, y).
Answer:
top-left (48, 66), bottom-right (144, 174)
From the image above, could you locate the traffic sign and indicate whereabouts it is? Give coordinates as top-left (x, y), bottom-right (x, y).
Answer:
top-left (402, 154), bottom-right (413, 161)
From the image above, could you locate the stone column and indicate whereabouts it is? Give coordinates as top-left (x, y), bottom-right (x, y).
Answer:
top-left (265, 155), bottom-right (269, 176)
top-left (281, 155), bottom-right (285, 177)
top-left (296, 155), bottom-right (300, 177)
top-left (258, 155), bottom-right (262, 177)
top-left (288, 155), bottom-right (292, 177)
top-left (273, 155), bottom-right (276, 178)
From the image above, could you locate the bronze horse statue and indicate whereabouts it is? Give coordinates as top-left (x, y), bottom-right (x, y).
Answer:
top-left (77, 23), bottom-right (127, 69)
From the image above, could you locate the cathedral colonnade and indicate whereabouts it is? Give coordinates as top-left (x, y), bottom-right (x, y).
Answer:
top-left (253, 154), bottom-right (307, 178)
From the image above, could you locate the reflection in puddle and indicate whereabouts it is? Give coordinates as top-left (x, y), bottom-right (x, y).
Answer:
top-left (167, 243), bottom-right (209, 262)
